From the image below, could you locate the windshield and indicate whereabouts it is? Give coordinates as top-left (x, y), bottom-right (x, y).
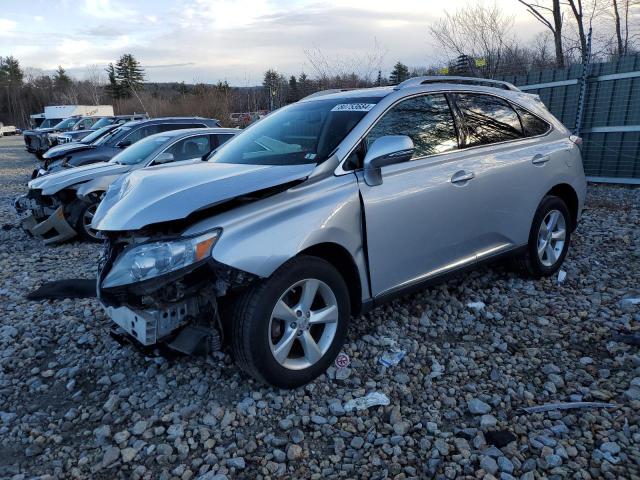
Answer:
top-left (91, 117), bottom-right (114, 129)
top-left (53, 117), bottom-right (79, 130)
top-left (110, 134), bottom-right (171, 165)
top-left (81, 126), bottom-right (115, 144)
top-left (39, 118), bottom-right (63, 129)
top-left (95, 126), bottom-right (129, 146)
top-left (208, 97), bottom-right (381, 166)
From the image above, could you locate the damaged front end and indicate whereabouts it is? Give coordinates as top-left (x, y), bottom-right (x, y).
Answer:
top-left (14, 189), bottom-right (80, 244)
top-left (98, 230), bottom-right (257, 354)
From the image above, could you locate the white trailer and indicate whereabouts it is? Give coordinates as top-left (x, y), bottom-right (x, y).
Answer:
top-left (44, 105), bottom-right (114, 119)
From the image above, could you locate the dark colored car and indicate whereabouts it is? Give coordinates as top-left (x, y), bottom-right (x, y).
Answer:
top-left (39, 117), bottom-right (221, 176)
top-left (24, 116), bottom-right (105, 157)
top-left (56, 114), bottom-right (149, 144)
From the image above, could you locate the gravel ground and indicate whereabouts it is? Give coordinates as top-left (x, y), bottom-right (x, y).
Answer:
top-left (0, 134), bottom-right (639, 480)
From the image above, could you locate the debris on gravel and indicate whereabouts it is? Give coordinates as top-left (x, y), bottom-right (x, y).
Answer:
top-left (1, 136), bottom-right (639, 478)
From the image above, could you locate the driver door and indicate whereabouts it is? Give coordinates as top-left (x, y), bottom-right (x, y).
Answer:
top-left (357, 93), bottom-right (483, 297)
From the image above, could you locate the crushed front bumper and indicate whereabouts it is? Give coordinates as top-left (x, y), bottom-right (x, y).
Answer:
top-left (15, 195), bottom-right (77, 244)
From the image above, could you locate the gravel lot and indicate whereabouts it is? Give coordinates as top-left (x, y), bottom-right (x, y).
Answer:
top-left (0, 134), bottom-right (639, 480)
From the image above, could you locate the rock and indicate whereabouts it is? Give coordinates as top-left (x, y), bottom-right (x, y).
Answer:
top-left (480, 414), bottom-right (497, 428)
top-left (468, 398), bottom-right (491, 415)
top-left (102, 446), bottom-right (120, 467)
top-left (226, 457), bottom-right (245, 469)
top-left (287, 444), bottom-right (303, 461)
top-left (485, 431), bottom-right (516, 448)
top-left (121, 447), bottom-right (136, 463)
top-left (480, 456), bottom-right (499, 475)
top-left (600, 442), bottom-right (621, 455)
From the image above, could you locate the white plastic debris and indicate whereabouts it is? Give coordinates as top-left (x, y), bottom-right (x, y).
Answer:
top-left (620, 297), bottom-right (640, 306)
top-left (467, 301), bottom-right (486, 311)
top-left (557, 269), bottom-right (567, 283)
top-left (343, 392), bottom-right (390, 412)
top-left (379, 350), bottom-right (406, 367)
top-left (520, 401), bottom-right (617, 414)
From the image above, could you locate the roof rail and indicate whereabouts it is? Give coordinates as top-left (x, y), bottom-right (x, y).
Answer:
top-left (394, 76), bottom-right (520, 92)
top-left (301, 88), bottom-right (356, 100)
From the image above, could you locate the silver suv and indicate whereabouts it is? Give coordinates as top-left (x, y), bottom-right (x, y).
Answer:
top-left (94, 77), bottom-right (586, 388)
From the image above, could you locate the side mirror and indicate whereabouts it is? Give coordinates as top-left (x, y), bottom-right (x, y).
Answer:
top-left (363, 135), bottom-right (414, 186)
top-left (117, 140), bottom-right (131, 149)
top-left (153, 152), bottom-right (174, 165)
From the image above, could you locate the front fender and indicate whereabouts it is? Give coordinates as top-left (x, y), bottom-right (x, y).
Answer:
top-left (182, 173), bottom-right (367, 285)
top-left (76, 175), bottom-right (120, 200)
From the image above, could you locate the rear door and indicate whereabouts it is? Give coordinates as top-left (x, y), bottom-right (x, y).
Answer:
top-left (451, 93), bottom-right (556, 249)
top-left (357, 93), bottom-right (487, 297)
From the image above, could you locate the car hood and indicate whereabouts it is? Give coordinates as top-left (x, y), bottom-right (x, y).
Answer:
top-left (43, 143), bottom-right (93, 159)
top-left (93, 161), bottom-right (316, 231)
top-left (29, 162), bottom-right (131, 195)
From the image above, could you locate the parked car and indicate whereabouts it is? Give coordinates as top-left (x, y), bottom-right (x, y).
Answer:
top-left (15, 128), bottom-right (237, 243)
top-left (0, 124), bottom-right (19, 136)
top-left (37, 117), bottom-right (221, 177)
top-left (24, 115), bottom-right (105, 157)
top-left (92, 77), bottom-right (586, 388)
top-left (55, 114), bottom-right (149, 144)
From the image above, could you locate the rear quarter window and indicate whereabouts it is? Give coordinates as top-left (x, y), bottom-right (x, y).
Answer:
top-left (514, 106), bottom-right (551, 137)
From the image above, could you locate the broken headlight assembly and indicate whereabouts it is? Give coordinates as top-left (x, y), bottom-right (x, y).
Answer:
top-left (102, 229), bottom-right (222, 288)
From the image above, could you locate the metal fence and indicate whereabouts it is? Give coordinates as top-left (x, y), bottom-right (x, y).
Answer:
top-left (497, 55), bottom-right (640, 184)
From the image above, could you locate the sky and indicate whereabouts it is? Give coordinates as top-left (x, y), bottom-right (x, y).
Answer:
top-left (0, 0), bottom-right (544, 85)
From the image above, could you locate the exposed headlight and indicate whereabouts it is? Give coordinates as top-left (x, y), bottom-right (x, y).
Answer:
top-left (102, 229), bottom-right (222, 288)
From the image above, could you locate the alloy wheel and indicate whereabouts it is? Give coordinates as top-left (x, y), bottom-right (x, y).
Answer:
top-left (268, 278), bottom-right (339, 370)
top-left (82, 204), bottom-right (102, 241)
top-left (537, 209), bottom-right (566, 267)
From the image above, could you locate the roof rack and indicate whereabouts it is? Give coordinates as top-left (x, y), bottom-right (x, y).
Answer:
top-left (301, 88), bottom-right (356, 100)
top-left (394, 76), bottom-right (520, 92)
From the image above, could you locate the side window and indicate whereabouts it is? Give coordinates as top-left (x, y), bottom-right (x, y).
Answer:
top-left (165, 135), bottom-right (211, 161)
top-left (124, 125), bottom-right (161, 144)
top-left (159, 123), bottom-right (204, 132)
top-left (453, 93), bottom-right (523, 147)
top-left (514, 106), bottom-right (550, 137)
top-left (214, 134), bottom-right (234, 148)
top-left (365, 94), bottom-right (458, 160)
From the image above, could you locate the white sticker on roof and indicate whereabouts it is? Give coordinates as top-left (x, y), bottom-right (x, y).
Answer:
top-left (331, 103), bottom-right (376, 112)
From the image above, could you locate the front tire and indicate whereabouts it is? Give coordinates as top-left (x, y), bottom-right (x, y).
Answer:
top-left (513, 195), bottom-right (572, 278)
top-left (230, 256), bottom-right (350, 388)
top-left (76, 200), bottom-right (103, 243)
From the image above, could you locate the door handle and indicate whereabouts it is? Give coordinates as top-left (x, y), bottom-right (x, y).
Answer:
top-left (532, 154), bottom-right (550, 165)
top-left (451, 170), bottom-right (475, 184)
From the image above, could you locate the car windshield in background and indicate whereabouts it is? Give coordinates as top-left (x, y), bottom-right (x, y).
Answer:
top-left (110, 135), bottom-right (171, 165)
top-left (208, 97), bottom-right (381, 166)
top-left (95, 126), bottom-right (129, 146)
top-left (81, 126), bottom-right (114, 143)
top-left (91, 118), bottom-right (113, 129)
top-left (53, 118), bottom-right (78, 130)
top-left (39, 119), bottom-right (62, 129)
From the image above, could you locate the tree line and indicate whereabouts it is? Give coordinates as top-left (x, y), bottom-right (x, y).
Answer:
top-left (0, 0), bottom-right (637, 127)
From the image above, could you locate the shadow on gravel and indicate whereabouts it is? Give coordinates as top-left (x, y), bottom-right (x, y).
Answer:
top-left (26, 278), bottom-right (96, 300)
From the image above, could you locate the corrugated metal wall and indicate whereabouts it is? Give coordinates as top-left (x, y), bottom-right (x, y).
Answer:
top-left (498, 55), bottom-right (640, 183)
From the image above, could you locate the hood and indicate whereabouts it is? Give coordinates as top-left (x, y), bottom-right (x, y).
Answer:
top-left (93, 161), bottom-right (316, 231)
top-left (43, 142), bottom-right (94, 159)
top-left (29, 161), bottom-right (131, 195)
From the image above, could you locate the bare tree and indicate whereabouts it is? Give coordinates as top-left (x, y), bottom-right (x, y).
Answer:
top-left (84, 64), bottom-right (105, 105)
top-left (517, 0), bottom-right (566, 67)
top-left (429, 3), bottom-right (518, 76)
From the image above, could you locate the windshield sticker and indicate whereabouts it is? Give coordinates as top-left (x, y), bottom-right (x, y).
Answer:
top-left (331, 103), bottom-right (376, 112)
top-left (305, 153), bottom-right (317, 160)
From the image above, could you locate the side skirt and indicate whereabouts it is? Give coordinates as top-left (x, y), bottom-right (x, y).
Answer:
top-left (360, 245), bottom-right (527, 315)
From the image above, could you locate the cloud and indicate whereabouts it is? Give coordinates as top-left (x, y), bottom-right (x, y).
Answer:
top-left (0, 18), bottom-right (17, 35)
top-left (83, 0), bottom-right (136, 19)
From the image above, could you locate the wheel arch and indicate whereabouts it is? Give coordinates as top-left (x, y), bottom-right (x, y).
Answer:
top-left (545, 183), bottom-right (579, 230)
top-left (299, 242), bottom-right (363, 316)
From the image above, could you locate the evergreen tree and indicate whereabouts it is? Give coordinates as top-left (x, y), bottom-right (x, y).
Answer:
top-left (298, 72), bottom-right (309, 98)
top-left (389, 62), bottom-right (410, 84)
top-left (0, 56), bottom-right (24, 87)
top-left (53, 66), bottom-right (72, 91)
top-left (114, 53), bottom-right (145, 98)
top-left (287, 75), bottom-right (298, 102)
top-left (105, 63), bottom-right (122, 99)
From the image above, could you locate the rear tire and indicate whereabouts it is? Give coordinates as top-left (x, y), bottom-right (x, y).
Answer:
top-left (512, 195), bottom-right (571, 278)
top-left (230, 255), bottom-right (350, 388)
